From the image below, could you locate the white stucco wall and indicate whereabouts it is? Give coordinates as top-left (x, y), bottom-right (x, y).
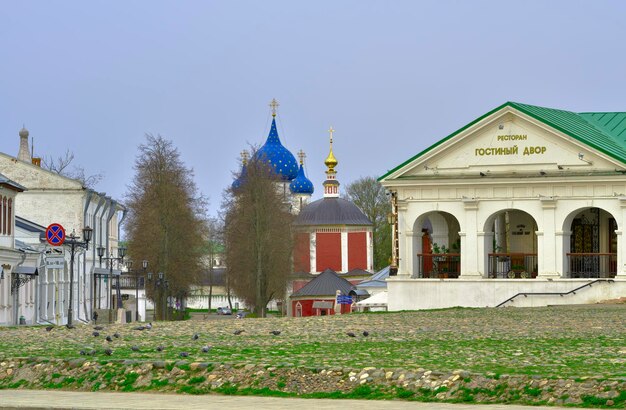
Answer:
top-left (381, 105), bottom-right (626, 310)
top-left (387, 278), bottom-right (626, 310)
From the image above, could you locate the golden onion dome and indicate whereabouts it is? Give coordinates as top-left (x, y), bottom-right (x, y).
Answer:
top-left (325, 126), bottom-right (338, 171)
top-left (325, 148), bottom-right (338, 171)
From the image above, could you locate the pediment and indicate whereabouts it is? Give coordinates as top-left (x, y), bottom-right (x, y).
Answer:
top-left (384, 106), bottom-right (625, 181)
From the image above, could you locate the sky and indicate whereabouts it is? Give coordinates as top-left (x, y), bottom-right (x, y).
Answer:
top-left (2, 1), bottom-right (626, 218)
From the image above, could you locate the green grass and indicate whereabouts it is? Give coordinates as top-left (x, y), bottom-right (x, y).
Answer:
top-left (0, 305), bottom-right (625, 406)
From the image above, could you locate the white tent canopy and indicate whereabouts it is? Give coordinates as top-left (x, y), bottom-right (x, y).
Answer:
top-left (355, 291), bottom-right (388, 309)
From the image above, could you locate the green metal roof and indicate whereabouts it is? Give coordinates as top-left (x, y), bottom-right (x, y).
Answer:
top-left (379, 102), bottom-right (626, 181)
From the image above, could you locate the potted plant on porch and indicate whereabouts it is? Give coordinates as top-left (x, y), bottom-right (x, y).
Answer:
top-left (508, 264), bottom-right (527, 278)
top-left (432, 243), bottom-right (450, 278)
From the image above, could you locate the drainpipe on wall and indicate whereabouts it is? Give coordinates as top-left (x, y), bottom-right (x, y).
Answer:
top-left (81, 190), bottom-right (95, 322)
top-left (13, 251), bottom-right (27, 325)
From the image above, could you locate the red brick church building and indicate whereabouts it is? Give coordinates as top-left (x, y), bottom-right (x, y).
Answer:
top-left (288, 127), bottom-right (373, 316)
top-left (232, 101), bottom-right (373, 317)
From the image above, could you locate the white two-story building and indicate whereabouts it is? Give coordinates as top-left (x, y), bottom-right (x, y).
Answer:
top-left (0, 127), bottom-right (125, 325)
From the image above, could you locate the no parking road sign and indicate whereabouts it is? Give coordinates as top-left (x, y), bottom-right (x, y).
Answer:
top-left (46, 223), bottom-right (66, 246)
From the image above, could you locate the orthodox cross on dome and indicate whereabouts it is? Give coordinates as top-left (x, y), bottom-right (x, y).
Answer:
top-left (297, 149), bottom-right (306, 165)
top-left (269, 98), bottom-right (280, 117)
top-left (324, 126), bottom-right (338, 173)
top-left (323, 125), bottom-right (340, 198)
top-left (240, 150), bottom-right (249, 165)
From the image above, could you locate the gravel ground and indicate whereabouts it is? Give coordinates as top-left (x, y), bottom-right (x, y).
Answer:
top-left (0, 305), bottom-right (625, 407)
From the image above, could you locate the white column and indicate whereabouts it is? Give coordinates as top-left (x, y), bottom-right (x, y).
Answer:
top-left (460, 198), bottom-right (482, 278)
top-left (615, 230), bottom-right (626, 278)
top-left (407, 230), bottom-right (420, 277)
top-left (366, 230), bottom-right (373, 271)
top-left (397, 201), bottom-right (410, 277)
top-left (474, 232), bottom-right (491, 278)
top-left (309, 232), bottom-right (316, 274)
top-left (538, 197), bottom-right (559, 278)
top-left (341, 231), bottom-right (348, 272)
top-left (555, 231), bottom-right (570, 278)
top-left (617, 196), bottom-right (626, 278)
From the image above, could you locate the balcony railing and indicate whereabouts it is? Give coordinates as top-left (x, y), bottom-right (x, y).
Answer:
top-left (117, 275), bottom-right (145, 289)
top-left (567, 253), bottom-right (616, 278)
top-left (416, 253), bottom-right (460, 278)
top-left (488, 253), bottom-right (538, 279)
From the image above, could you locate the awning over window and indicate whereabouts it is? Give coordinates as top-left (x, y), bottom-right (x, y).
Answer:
top-left (13, 266), bottom-right (38, 275)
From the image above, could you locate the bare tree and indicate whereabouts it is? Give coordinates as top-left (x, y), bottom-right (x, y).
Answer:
top-left (42, 149), bottom-right (104, 188)
top-left (124, 134), bottom-right (208, 320)
top-left (343, 176), bottom-right (392, 270)
top-left (223, 151), bottom-right (293, 317)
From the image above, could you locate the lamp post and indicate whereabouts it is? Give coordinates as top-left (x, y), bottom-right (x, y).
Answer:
top-left (126, 260), bottom-right (148, 322)
top-left (97, 245), bottom-right (127, 324)
top-left (65, 226), bottom-right (93, 326)
top-left (147, 271), bottom-right (168, 321)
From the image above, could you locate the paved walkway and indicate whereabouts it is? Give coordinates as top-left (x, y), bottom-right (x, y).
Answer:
top-left (0, 390), bottom-right (586, 409)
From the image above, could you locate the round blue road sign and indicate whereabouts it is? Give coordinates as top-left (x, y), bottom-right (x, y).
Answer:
top-left (46, 223), bottom-right (66, 246)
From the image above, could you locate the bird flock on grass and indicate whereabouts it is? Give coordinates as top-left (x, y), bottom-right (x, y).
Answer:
top-left (43, 322), bottom-right (374, 358)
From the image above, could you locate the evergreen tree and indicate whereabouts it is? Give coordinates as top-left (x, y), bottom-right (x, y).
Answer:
top-left (124, 134), bottom-right (207, 320)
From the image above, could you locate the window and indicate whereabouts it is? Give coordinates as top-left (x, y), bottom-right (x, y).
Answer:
top-left (7, 198), bottom-right (12, 235)
top-left (2, 197), bottom-right (6, 235)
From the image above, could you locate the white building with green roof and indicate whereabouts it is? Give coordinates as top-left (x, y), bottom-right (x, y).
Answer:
top-left (379, 102), bottom-right (626, 310)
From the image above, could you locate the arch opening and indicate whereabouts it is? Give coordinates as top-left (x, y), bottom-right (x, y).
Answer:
top-left (412, 211), bottom-right (460, 278)
top-left (563, 207), bottom-right (617, 278)
top-left (483, 209), bottom-right (538, 279)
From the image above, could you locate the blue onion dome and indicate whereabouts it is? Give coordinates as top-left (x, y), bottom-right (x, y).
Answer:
top-left (289, 162), bottom-right (314, 195)
top-left (232, 151), bottom-right (249, 190)
top-left (231, 163), bottom-right (247, 190)
top-left (254, 117), bottom-right (298, 181)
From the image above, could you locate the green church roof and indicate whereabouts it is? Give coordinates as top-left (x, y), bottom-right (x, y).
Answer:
top-left (379, 102), bottom-right (626, 181)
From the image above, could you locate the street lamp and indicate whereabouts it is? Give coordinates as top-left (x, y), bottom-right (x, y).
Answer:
top-left (97, 245), bottom-right (126, 323)
top-left (147, 271), bottom-right (168, 321)
top-left (65, 226), bottom-right (93, 326)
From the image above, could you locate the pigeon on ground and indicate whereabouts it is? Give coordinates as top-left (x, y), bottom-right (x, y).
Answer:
top-left (270, 330), bottom-right (281, 336)
top-left (192, 333), bottom-right (199, 340)
top-left (104, 348), bottom-right (113, 356)
top-left (92, 331), bottom-right (100, 337)
top-left (133, 326), bottom-right (146, 331)
top-left (180, 352), bottom-right (189, 358)
top-left (145, 322), bottom-right (153, 329)
top-left (201, 345), bottom-right (211, 353)
top-left (233, 329), bottom-right (245, 335)
top-left (362, 331), bottom-right (369, 337)
top-left (79, 350), bottom-right (86, 356)
top-left (346, 332), bottom-right (356, 338)
top-left (105, 335), bottom-right (113, 342)
top-left (88, 350), bottom-right (97, 356)
top-left (113, 332), bottom-right (120, 339)
top-left (45, 326), bottom-right (54, 332)
top-left (93, 326), bottom-right (104, 331)
top-left (131, 346), bottom-right (140, 352)
top-left (156, 345), bottom-right (164, 352)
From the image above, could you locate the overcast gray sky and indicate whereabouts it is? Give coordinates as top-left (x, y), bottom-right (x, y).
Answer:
top-left (2, 1), bottom-right (625, 218)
